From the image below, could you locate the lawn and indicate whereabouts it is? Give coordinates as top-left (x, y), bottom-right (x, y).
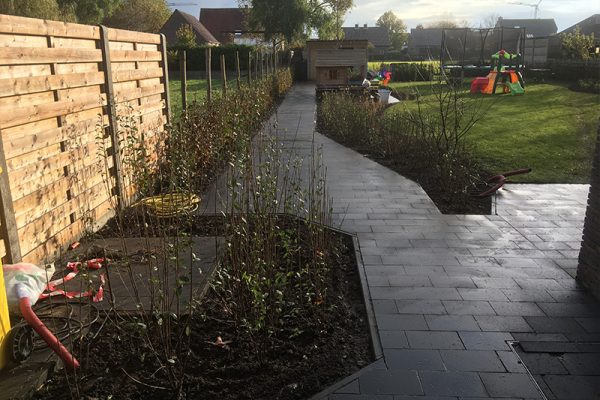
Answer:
top-left (387, 81), bottom-right (600, 183)
top-left (169, 76), bottom-right (223, 117)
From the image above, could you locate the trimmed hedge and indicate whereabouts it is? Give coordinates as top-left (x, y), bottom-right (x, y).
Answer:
top-left (389, 63), bottom-right (436, 81)
top-left (547, 59), bottom-right (600, 82)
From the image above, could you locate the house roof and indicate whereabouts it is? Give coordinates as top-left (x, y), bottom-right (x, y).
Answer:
top-left (199, 8), bottom-right (247, 44)
top-left (342, 26), bottom-right (391, 47)
top-left (560, 14), bottom-right (600, 37)
top-left (408, 28), bottom-right (444, 47)
top-left (159, 9), bottom-right (219, 46)
top-left (497, 18), bottom-right (557, 37)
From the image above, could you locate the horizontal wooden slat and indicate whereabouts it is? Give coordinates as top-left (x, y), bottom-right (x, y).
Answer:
top-left (114, 83), bottom-right (165, 103)
top-left (0, 94), bottom-right (107, 129)
top-left (0, 47), bottom-right (102, 65)
top-left (106, 27), bottom-right (160, 45)
top-left (0, 71), bottom-right (105, 97)
top-left (112, 67), bottom-right (164, 83)
top-left (0, 15), bottom-right (100, 39)
top-left (110, 49), bottom-right (162, 62)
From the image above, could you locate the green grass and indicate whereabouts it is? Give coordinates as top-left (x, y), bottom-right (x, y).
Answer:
top-left (169, 77), bottom-right (223, 118)
top-left (386, 81), bottom-right (600, 183)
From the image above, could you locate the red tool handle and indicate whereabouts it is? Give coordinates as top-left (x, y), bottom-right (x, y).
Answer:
top-left (19, 297), bottom-right (80, 369)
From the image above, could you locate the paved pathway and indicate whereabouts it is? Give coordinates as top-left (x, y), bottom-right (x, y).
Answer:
top-left (208, 84), bottom-right (600, 399)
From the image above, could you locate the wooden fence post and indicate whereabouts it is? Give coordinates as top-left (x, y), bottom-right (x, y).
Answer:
top-left (235, 50), bottom-right (241, 90)
top-left (206, 47), bottom-right (212, 102)
top-left (99, 25), bottom-right (125, 210)
top-left (0, 146), bottom-right (21, 263)
top-left (179, 50), bottom-right (187, 112)
top-left (159, 34), bottom-right (172, 125)
top-left (220, 54), bottom-right (227, 95)
top-left (248, 52), bottom-right (252, 84)
top-left (255, 51), bottom-right (259, 80)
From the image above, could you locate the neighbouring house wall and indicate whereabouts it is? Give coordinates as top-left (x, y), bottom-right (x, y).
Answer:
top-left (578, 120), bottom-right (600, 298)
top-left (0, 14), bottom-right (171, 265)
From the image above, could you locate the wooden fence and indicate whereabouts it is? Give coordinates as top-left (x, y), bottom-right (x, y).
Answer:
top-left (0, 14), bottom-right (171, 264)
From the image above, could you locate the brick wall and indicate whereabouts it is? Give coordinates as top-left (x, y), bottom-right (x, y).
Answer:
top-left (578, 120), bottom-right (600, 298)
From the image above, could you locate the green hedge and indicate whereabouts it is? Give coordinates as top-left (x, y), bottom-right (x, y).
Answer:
top-left (389, 63), bottom-right (436, 81)
top-left (167, 44), bottom-right (255, 71)
top-left (547, 59), bottom-right (600, 82)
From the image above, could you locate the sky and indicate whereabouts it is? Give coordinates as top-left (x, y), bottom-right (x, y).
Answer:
top-left (170, 0), bottom-right (598, 32)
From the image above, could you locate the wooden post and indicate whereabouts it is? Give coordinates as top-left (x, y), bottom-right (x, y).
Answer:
top-left (0, 146), bottom-right (21, 263)
top-left (206, 47), bottom-right (212, 102)
top-left (159, 34), bottom-right (172, 124)
top-left (220, 54), bottom-right (227, 95)
top-left (247, 52), bottom-right (252, 84)
top-left (99, 25), bottom-right (125, 210)
top-left (179, 50), bottom-right (187, 112)
top-left (260, 51), bottom-right (264, 78)
top-left (254, 51), bottom-right (259, 80)
top-left (235, 50), bottom-right (241, 90)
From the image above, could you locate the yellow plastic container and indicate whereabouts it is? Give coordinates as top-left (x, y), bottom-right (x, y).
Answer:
top-left (0, 257), bottom-right (10, 370)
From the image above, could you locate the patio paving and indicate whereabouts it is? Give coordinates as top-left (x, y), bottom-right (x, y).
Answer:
top-left (263, 83), bottom-right (600, 400)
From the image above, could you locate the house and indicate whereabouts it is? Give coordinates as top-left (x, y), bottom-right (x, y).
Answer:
top-left (496, 18), bottom-right (558, 66)
top-left (199, 7), bottom-right (257, 45)
top-left (305, 40), bottom-right (369, 85)
top-left (342, 24), bottom-right (391, 56)
top-left (496, 17), bottom-right (557, 38)
top-left (159, 9), bottom-right (219, 47)
top-left (560, 14), bottom-right (600, 41)
top-left (407, 27), bottom-right (444, 59)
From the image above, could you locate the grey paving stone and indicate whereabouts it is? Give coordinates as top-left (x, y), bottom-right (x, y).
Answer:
top-left (458, 288), bottom-right (509, 301)
top-left (358, 370), bottom-right (423, 395)
top-left (380, 331), bottom-right (410, 349)
top-left (429, 276), bottom-right (476, 288)
top-left (501, 289), bottom-right (555, 302)
top-left (425, 315), bottom-right (481, 331)
top-left (475, 316), bottom-right (533, 332)
top-left (387, 275), bottom-right (432, 287)
top-left (372, 300), bottom-right (399, 314)
top-left (442, 300), bottom-right (496, 316)
top-left (371, 287), bottom-right (461, 301)
top-left (543, 374), bottom-right (600, 399)
top-left (516, 278), bottom-right (564, 291)
top-left (384, 349), bottom-right (446, 371)
top-left (405, 331), bottom-right (464, 350)
top-left (440, 350), bottom-right (505, 372)
top-left (419, 371), bottom-right (487, 397)
top-left (547, 290), bottom-right (597, 303)
top-left (559, 353), bottom-right (600, 375)
top-left (575, 317), bottom-right (600, 333)
top-left (489, 301), bottom-right (546, 316)
top-left (496, 350), bottom-right (527, 373)
top-left (472, 277), bottom-right (520, 289)
top-left (459, 332), bottom-right (514, 350)
top-left (537, 303), bottom-right (600, 317)
top-left (518, 352), bottom-right (569, 375)
top-left (524, 317), bottom-right (587, 333)
top-left (511, 332), bottom-right (569, 342)
top-left (479, 373), bottom-right (542, 398)
top-left (335, 379), bottom-right (360, 394)
top-left (395, 300), bottom-right (446, 315)
top-left (377, 314), bottom-right (428, 330)
top-left (329, 395), bottom-right (393, 400)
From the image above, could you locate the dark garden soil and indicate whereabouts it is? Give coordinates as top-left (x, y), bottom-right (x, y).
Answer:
top-left (34, 219), bottom-right (374, 400)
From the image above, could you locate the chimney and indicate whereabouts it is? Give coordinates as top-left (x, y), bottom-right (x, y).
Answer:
top-left (364, 23), bottom-right (367, 28)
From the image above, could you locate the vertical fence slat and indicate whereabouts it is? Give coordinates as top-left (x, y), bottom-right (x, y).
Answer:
top-left (180, 50), bottom-right (187, 113)
top-left (0, 144), bottom-right (21, 263)
top-left (206, 47), bottom-right (212, 102)
top-left (159, 34), bottom-right (172, 125)
top-left (248, 52), bottom-right (252, 84)
top-left (236, 51), bottom-right (241, 90)
top-left (220, 54), bottom-right (227, 95)
top-left (99, 25), bottom-right (125, 210)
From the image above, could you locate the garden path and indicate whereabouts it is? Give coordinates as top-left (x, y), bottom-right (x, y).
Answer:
top-left (204, 83), bottom-right (600, 400)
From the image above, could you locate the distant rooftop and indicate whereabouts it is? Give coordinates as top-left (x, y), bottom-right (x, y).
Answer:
top-left (342, 25), bottom-right (391, 48)
top-left (497, 17), bottom-right (558, 37)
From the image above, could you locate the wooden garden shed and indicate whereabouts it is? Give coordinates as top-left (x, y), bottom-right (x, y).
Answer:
top-left (305, 40), bottom-right (370, 85)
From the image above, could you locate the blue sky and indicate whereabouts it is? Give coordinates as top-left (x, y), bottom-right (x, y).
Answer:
top-left (171, 0), bottom-right (597, 31)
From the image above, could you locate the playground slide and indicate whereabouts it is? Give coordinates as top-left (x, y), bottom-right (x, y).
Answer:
top-left (506, 81), bottom-right (524, 95)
